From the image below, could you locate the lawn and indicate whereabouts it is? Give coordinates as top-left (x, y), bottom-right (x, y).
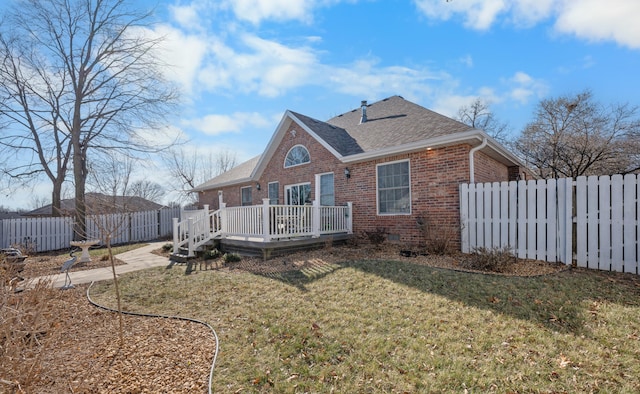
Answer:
top-left (89, 257), bottom-right (640, 393)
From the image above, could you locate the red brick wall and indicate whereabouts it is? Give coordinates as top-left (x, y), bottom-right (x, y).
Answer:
top-left (198, 125), bottom-right (514, 248)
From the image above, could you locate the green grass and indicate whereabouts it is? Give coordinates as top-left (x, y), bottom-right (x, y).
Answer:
top-left (90, 258), bottom-right (640, 393)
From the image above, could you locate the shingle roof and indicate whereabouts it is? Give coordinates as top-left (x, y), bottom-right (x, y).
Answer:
top-left (326, 95), bottom-right (473, 152)
top-left (290, 111), bottom-right (364, 156)
top-left (192, 155), bottom-right (261, 192)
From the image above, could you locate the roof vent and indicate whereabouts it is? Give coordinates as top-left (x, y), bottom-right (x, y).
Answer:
top-left (359, 100), bottom-right (367, 124)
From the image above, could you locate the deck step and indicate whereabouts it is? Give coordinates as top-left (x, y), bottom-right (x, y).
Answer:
top-left (169, 253), bottom-right (196, 264)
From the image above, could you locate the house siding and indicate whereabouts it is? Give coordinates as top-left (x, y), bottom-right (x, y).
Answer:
top-left (198, 124), bottom-right (514, 249)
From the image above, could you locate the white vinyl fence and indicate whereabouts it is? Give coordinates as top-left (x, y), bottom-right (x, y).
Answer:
top-left (460, 174), bottom-right (639, 275)
top-left (0, 207), bottom-right (180, 252)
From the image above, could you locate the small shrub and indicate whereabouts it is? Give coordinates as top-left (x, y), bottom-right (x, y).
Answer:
top-left (203, 249), bottom-right (221, 260)
top-left (416, 215), bottom-right (457, 255)
top-left (223, 253), bottom-right (241, 263)
top-left (363, 227), bottom-right (387, 246)
top-left (462, 246), bottom-right (515, 273)
top-left (161, 243), bottom-right (173, 252)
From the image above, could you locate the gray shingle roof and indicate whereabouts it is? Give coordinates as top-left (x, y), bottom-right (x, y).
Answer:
top-left (326, 95), bottom-right (473, 152)
top-left (192, 155), bottom-right (261, 191)
top-left (290, 111), bottom-right (364, 156)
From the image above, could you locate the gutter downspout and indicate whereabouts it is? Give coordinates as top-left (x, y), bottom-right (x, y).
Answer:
top-left (468, 138), bottom-right (488, 184)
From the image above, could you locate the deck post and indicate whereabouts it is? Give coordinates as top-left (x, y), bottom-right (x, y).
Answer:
top-left (262, 198), bottom-right (271, 241)
top-left (172, 217), bottom-right (179, 254)
top-left (219, 202), bottom-right (227, 238)
top-left (312, 200), bottom-right (321, 237)
top-left (203, 204), bottom-right (210, 234)
top-left (187, 218), bottom-right (194, 257)
top-left (347, 202), bottom-right (353, 234)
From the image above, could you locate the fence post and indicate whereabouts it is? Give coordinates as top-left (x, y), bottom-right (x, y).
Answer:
top-left (346, 202), bottom-right (353, 234)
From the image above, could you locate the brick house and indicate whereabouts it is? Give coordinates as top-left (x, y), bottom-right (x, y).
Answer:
top-left (192, 96), bottom-right (525, 248)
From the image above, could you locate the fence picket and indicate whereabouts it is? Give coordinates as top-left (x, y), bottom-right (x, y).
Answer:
top-left (546, 179), bottom-right (557, 262)
top-left (576, 176), bottom-right (588, 268)
top-left (587, 176), bottom-right (600, 269)
top-left (623, 174), bottom-right (637, 273)
top-left (611, 175), bottom-right (624, 270)
top-left (492, 182), bottom-right (500, 248)
top-left (599, 176), bottom-right (611, 271)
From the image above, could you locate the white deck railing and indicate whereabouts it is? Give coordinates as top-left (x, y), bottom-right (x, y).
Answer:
top-left (173, 199), bottom-right (353, 256)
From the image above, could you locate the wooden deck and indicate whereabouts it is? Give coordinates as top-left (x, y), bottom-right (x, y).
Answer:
top-left (218, 233), bottom-right (354, 260)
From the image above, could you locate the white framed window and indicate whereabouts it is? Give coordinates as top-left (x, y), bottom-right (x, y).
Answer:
top-left (284, 145), bottom-right (310, 168)
top-left (268, 182), bottom-right (279, 205)
top-left (316, 172), bottom-right (335, 206)
top-left (241, 186), bottom-right (252, 206)
top-left (377, 160), bottom-right (411, 215)
top-left (285, 182), bottom-right (311, 205)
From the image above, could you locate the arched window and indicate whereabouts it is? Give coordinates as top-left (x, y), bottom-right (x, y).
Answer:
top-left (284, 145), bottom-right (310, 167)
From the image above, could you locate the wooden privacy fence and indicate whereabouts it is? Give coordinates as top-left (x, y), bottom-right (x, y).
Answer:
top-left (460, 174), bottom-right (640, 275)
top-left (0, 207), bottom-right (180, 252)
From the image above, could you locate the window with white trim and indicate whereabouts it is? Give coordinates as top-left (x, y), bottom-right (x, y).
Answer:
top-left (241, 186), bottom-right (252, 206)
top-left (377, 160), bottom-right (411, 214)
top-left (318, 173), bottom-right (335, 206)
top-left (268, 182), bottom-right (279, 205)
top-left (285, 183), bottom-right (311, 205)
top-left (284, 145), bottom-right (310, 167)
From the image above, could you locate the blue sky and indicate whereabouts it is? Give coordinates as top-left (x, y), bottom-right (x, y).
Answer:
top-left (2, 0), bottom-right (640, 209)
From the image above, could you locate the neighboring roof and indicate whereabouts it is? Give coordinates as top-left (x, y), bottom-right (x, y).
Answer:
top-left (193, 96), bottom-right (525, 191)
top-left (25, 193), bottom-right (164, 216)
top-left (0, 211), bottom-right (24, 220)
top-left (192, 155), bottom-right (262, 192)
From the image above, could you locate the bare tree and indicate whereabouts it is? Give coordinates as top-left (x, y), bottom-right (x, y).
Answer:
top-left (164, 147), bottom-right (237, 203)
top-left (129, 180), bottom-right (164, 203)
top-left (0, 0), bottom-right (178, 238)
top-left (513, 90), bottom-right (640, 178)
top-left (456, 98), bottom-right (510, 143)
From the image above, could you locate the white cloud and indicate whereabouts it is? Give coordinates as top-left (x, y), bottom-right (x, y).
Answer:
top-left (185, 112), bottom-right (272, 135)
top-left (323, 58), bottom-right (449, 103)
top-left (414, 0), bottom-right (507, 30)
top-left (413, 0), bottom-right (640, 48)
top-left (555, 0), bottom-right (640, 48)
top-left (169, 3), bottom-right (201, 29)
top-left (504, 71), bottom-right (548, 104)
top-left (222, 0), bottom-right (313, 24)
top-left (198, 34), bottom-right (318, 97)
top-left (139, 24), bottom-right (209, 95)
